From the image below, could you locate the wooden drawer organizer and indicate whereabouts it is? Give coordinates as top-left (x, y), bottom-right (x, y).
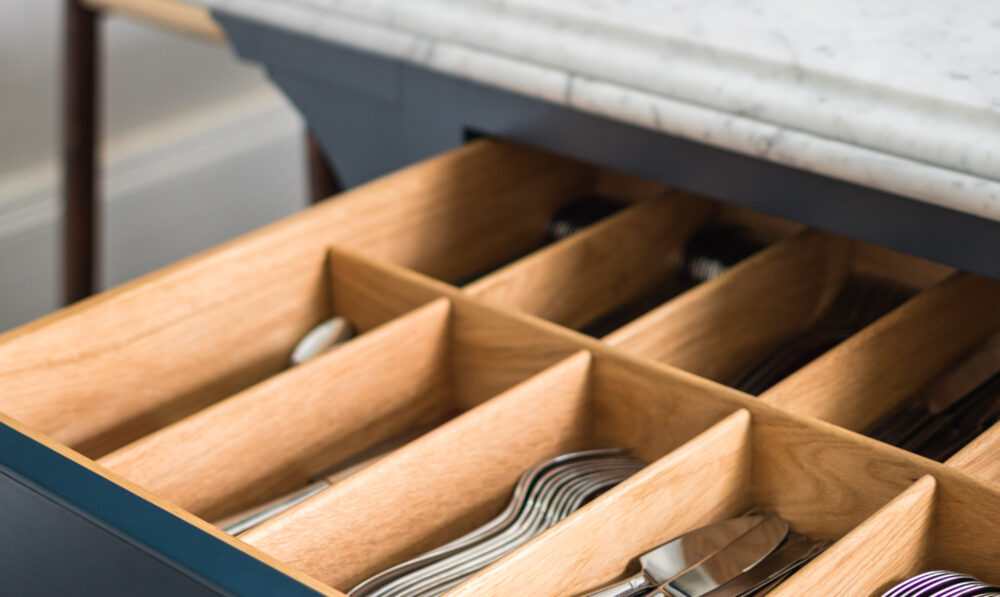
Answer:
top-left (1, 139), bottom-right (999, 596)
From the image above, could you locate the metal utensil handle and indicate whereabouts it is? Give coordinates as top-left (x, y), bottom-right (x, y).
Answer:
top-left (580, 572), bottom-right (653, 597)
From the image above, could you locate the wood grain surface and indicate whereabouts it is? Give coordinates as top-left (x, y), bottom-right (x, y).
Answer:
top-left (762, 272), bottom-right (1000, 431)
top-left (446, 410), bottom-right (753, 597)
top-left (947, 420), bottom-right (1000, 486)
top-left (239, 351), bottom-right (597, 589)
top-left (466, 192), bottom-right (713, 329)
top-left (0, 140), bottom-right (590, 455)
top-left (605, 229), bottom-right (851, 382)
top-left (99, 299), bottom-right (453, 520)
top-left (769, 476), bottom-right (936, 596)
top-left (2, 139), bottom-right (1000, 597)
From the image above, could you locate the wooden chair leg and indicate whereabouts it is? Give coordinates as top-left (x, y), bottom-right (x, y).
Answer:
top-left (306, 130), bottom-right (342, 204)
top-left (63, 0), bottom-right (100, 304)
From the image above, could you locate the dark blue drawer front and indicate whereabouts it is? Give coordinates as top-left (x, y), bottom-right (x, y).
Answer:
top-left (0, 422), bottom-right (329, 597)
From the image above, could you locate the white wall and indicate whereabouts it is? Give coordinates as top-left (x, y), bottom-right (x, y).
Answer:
top-left (0, 3), bottom-right (309, 331)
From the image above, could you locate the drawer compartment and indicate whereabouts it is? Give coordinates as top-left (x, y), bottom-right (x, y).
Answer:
top-left (1, 139), bottom-right (998, 596)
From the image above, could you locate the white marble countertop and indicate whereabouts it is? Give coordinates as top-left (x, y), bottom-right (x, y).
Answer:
top-left (196, 0), bottom-right (1000, 222)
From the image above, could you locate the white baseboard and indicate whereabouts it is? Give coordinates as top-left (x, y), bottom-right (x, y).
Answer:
top-left (0, 89), bottom-right (308, 332)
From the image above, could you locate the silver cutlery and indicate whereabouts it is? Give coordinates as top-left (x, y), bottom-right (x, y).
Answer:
top-left (682, 227), bottom-right (764, 284)
top-left (216, 421), bottom-right (443, 535)
top-left (581, 516), bottom-right (768, 597)
top-left (649, 514), bottom-right (789, 597)
top-left (350, 449), bottom-right (644, 597)
top-left (700, 533), bottom-right (829, 597)
top-left (545, 196), bottom-right (628, 243)
top-left (732, 275), bottom-right (913, 395)
top-left (350, 448), bottom-right (630, 594)
top-left (455, 195), bottom-right (626, 286)
top-left (578, 226), bottom-right (764, 338)
top-left (398, 462), bottom-right (639, 597)
top-left (866, 369), bottom-right (1000, 461)
top-left (288, 316), bottom-right (355, 366)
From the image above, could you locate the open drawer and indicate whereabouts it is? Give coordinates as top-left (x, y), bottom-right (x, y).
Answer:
top-left (1, 139), bottom-right (999, 596)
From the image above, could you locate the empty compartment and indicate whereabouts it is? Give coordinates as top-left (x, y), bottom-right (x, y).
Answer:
top-left (465, 188), bottom-right (798, 334)
top-left (762, 272), bottom-right (1000, 447)
top-left (770, 471), bottom-right (1000, 596)
top-left (229, 346), bottom-right (748, 591)
top-left (607, 231), bottom-right (953, 391)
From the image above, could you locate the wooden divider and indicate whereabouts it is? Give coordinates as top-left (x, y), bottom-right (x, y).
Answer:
top-left (465, 192), bottom-right (713, 328)
top-left (446, 410), bottom-right (753, 596)
top-left (762, 272), bottom-right (1000, 431)
top-left (935, 330), bottom-right (1000, 485)
top-left (236, 346), bottom-right (743, 590)
top-left (449, 353), bottom-right (1000, 596)
top-left (947, 421), bottom-right (1000, 486)
top-left (99, 299), bottom-right (453, 521)
top-left (3, 138), bottom-right (1000, 597)
top-left (238, 352), bottom-right (597, 588)
top-left (0, 247), bottom-right (338, 457)
top-left (464, 185), bottom-right (804, 336)
top-left (96, 246), bottom-right (593, 522)
top-left (772, 468), bottom-right (1000, 595)
top-left (769, 476), bottom-right (936, 596)
top-left (327, 248), bottom-right (447, 332)
top-left (0, 140), bottom-right (592, 456)
top-left (606, 233), bottom-right (956, 388)
top-left (603, 229), bottom-right (850, 382)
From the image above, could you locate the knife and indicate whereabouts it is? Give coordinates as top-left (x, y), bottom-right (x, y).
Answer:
top-left (700, 533), bottom-right (829, 597)
top-left (581, 516), bottom-right (766, 597)
top-left (648, 514), bottom-right (789, 597)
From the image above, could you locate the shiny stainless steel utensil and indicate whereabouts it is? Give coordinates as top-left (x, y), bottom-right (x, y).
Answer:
top-left (289, 316), bottom-right (355, 366)
top-left (545, 196), bottom-right (628, 243)
top-left (650, 514), bottom-right (789, 596)
top-left (581, 516), bottom-right (767, 597)
top-left (350, 449), bottom-right (643, 597)
top-left (682, 227), bottom-right (764, 284)
top-left (349, 448), bottom-right (630, 595)
top-left (216, 421), bottom-right (443, 535)
top-left (731, 276), bottom-right (913, 395)
top-left (700, 533), bottom-right (829, 597)
top-left (455, 195), bottom-right (626, 286)
top-left (866, 368), bottom-right (1000, 462)
top-left (217, 478), bottom-right (332, 535)
top-left (578, 226), bottom-right (764, 338)
top-left (399, 461), bottom-right (641, 597)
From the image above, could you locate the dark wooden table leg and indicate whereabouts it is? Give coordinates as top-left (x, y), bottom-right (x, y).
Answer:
top-left (306, 129), bottom-right (341, 204)
top-left (64, 0), bottom-right (100, 304)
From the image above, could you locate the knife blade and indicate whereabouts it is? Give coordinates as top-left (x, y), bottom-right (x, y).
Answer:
top-left (581, 515), bottom-right (767, 597)
top-left (700, 533), bottom-right (829, 597)
top-left (650, 514), bottom-right (789, 597)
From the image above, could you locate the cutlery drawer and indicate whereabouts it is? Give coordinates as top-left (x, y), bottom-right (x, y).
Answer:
top-left (1, 139), bottom-right (999, 596)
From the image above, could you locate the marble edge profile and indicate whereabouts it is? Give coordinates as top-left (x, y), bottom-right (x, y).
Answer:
top-left (195, 0), bottom-right (1000, 223)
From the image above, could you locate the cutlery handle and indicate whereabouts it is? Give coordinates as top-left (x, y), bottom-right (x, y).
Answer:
top-left (582, 572), bottom-right (653, 597)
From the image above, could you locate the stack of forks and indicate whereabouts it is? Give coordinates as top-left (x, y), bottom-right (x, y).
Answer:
top-left (351, 449), bottom-right (645, 597)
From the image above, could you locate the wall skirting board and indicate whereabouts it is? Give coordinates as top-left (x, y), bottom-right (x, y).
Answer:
top-left (0, 90), bottom-right (307, 332)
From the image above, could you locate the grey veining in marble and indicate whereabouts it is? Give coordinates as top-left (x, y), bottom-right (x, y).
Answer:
top-left (194, 0), bottom-right (1000, 221)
